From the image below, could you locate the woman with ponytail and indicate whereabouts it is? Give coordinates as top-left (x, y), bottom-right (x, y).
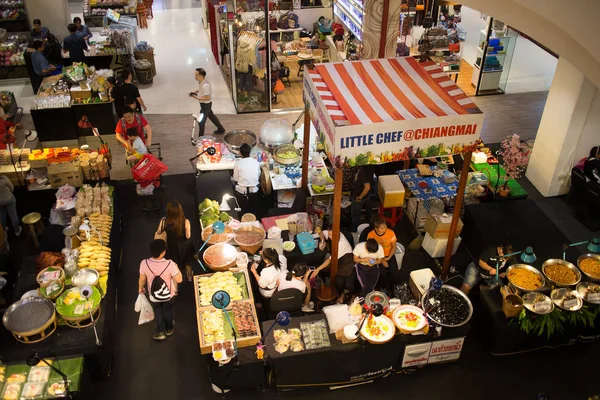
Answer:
top-left (279, 263), bottom-right (314, 312)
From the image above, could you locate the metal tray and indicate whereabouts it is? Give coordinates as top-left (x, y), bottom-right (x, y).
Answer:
top-left (542, 259), bottom-right (581, 287)
top-left (421, 285), bottom-right (473, 327)
top-left (506, 264), bottom-right (545, 292)
top-left (522, 292), bottom-right (554, 315)
top-left (577, 254), bottom-right (600, 283)
top-left (576, 282), bottom-right (600, 305)
top-left (550, 288), bottom-right (583, 311)
top-left (3, 297), bottom-right (55, 334)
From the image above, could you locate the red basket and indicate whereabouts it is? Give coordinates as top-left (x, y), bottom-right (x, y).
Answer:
top-left (132, 154), bottom-right (168, 187)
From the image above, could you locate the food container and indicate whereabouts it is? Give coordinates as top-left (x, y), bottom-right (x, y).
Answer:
top-left (421, 285), bottom-right (473, 327)
top-left (203, 243), bottom-right (238, 271)
top-left (409, 268), bottom-right (435, 300)
top-left (576, 282), bottom-right (600, 304)
top-left (223, 129), bottom-right (257, 155)
top-left (282, 241), bottom-right (296, 252)
top-left (542, 259), bottom-right (581, 287)
top-left (506, 264), bottom-right (545, 292)
top-left (72, 268), bottom-right (99, 287)
top-left (201, 225), bottom-right (234, 245)
top-left (273, 144), bottom-right (302, 165)
top-left (392, 305), bottom-right (427, 333)
top-left (550, 288), bottom-right (583, 311)
top-left (260, 118), bottom-right (293, 149)
top-left (36, 266), bottom-right (65, 288)
top-left (2, 297), bottom-right (57, 344)
top-left (234, 226), bottom-right (266, 255)
top-left (522, 292), bottom-right (554, 315)
top-left (377, 175), bottom-right (405, 208)
top-left (267, 226), bottom-right (282, 239)
top-left (297, 232), bottom-right (315, 255)
top-left (577, 254), bottom-right (600, 282)
top-left (501, 293), bottom-right (524, 318)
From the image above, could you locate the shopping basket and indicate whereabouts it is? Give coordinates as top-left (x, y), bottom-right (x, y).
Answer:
top-left (132, 153), bottom-right (168, 188)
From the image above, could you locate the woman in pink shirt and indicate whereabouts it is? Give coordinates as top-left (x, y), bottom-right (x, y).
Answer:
top-left (139, 239), bottom-right (183, 341)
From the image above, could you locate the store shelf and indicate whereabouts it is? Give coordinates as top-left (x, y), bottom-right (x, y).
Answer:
top-left (345, 0), bottom-right (363, 11)
top-left (333, 4), bottom-right (362, 41)
top-left (336, 0), bottom-right (363, 26)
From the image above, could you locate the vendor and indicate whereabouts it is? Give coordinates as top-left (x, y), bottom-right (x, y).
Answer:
top-left (279, 264), bottom-right (314, 312)
top-left (312, 229), bottom-right (356, 304)
top-left (351, 166), bottom-right (373, 232)
top-left (115, 107), bottom-right (153, 150)
top-left (62, 23), bottom-right (88, 63)
top-left (461, 244), bottom-right (513, 295)
top-left (73, 17), bottom-right (93, 44)
top-left (31, 40), bottom-right (59, 77)
top-left (367, 217), bottom-right (398, 290)
top-left (353, 238), bottom-right (385, 298)
top-left (232, 143), bottom-right (260, 195)
top-left (250, 248), bottom-right (281, 299)
top-left (44, 34), bottom-right (63, 66)
top-left (30, 19), bottom-right (50, 40)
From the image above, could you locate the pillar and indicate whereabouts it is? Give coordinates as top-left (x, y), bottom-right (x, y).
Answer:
top-left (26, 0), bottom-right (72, 39)
top-left (526, 57), bottom-right (599, 197)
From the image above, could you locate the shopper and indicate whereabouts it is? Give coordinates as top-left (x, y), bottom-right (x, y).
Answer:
top-left (250, 248), bottom-right (281, 299)
top-left (155, 200), bottom-right (195, 282)
top-left (125, 128), bottom-right (148, 165)
top-left (138, 239), bottom-right (182, 341)
top-left (353, 238), bottom-right (385, 298)
top-left (30, 19), bottom-right (50, 40)
top-left (461, 244), bottom-right (513, 295)
top-left (73, 17), bottom-right (93, 43)
top-left (43, 34), bottom-right (63, 66)
top-left (117, 70), bottom-right (147, 113)
top-left (190, 67), bottom-right (225, 136)
top-left (62, 23), bottom-right (88, 63)
top-left (351, 166), bottom-right (373, 232)
top-left (278, 263), bottom-right (314, 312)
top-left (312, 229), bottom-right (356, 304)
top-left (232, 143), bottom-right (260, 212)
top-left (0, 175), bottom-right (21, 236)
top-left (0, 116), bottom-right (22, 150)
top-left (368, 217), bottom-right (398, 290)
top-left (31, 40), bottom-right (58, 77)
top-left (115, 107), bottom-right (152, 150)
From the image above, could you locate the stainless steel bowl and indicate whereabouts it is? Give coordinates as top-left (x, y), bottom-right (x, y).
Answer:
top-left (72, 268), bottom-right (99, 287)
top-left (3, 297), bottom-right (55, 334)
top-left (550, 288), bottom-right (583, 311)
top-left (522, 292), bottom-right (554, 315)
top-left (542, 259), bottom-right (582, 287)
top-left (420, 285), bottom-right (473, 327)
top-left (506, 264), bottom-right (545, 292)
top-left (577, 254), bottom-right (600, 283)
top-left (223, 129), bottom-right (257, 155)
top-left (576, 282), bottom-right (600, 304)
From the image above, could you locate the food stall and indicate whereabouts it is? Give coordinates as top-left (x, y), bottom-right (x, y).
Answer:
top-left (0, 36), bottom-right (27, 80)
top-left (0, 183), bottom-right (119, 380)
top-left (30, 67), bottom-right (117, 143)
top-left (302, 57), bottom-right (484, 284)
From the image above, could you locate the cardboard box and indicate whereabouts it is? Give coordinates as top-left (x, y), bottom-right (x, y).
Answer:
top-left (424, 214), bottom-right (463, 239)
top-left (48, 169), bottom-right (83, 188)
top-left (422, 232), bottom-right (461, 258)
top-left (378, 175), bottom-right (405, 208)
top-left (48, 160), bottom-right (80, 175)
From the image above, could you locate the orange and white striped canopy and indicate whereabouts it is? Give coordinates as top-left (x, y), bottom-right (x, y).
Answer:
top-left (308, 57), bottom-right (480, 126)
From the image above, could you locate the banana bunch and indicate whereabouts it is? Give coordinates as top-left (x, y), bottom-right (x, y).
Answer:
top-left (77, 240), bottom-right (111, 276)
top-left (84, 213), bottom-right (112, 244)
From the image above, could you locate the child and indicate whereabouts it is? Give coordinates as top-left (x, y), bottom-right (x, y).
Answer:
top-left (126, 127), bottom-right (148, 164)
top-left (278, 263), bottom-right (314, 312)
top-left (367, 217), bottom-right (398, 291)
top-left (353, 238), bottom-right (385, 298)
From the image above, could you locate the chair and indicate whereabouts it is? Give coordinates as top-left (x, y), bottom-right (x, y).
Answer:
top-left (312, 49), bottom-right (323, 63)
top-left (267, 288), bottom-right (304, 318)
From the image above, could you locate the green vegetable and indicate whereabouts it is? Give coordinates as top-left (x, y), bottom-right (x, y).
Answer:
top-left (219, 212), bottom-right (230, 222)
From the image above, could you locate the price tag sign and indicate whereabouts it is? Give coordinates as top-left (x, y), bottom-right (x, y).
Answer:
top-left (563, 298), bottom-right (579, 309)
top-left (533, 302), bottom-right (550, 313)
top-left (587, 293), bottom-right (600, 302)
top-left (107, 8), bottom-right (120, 23)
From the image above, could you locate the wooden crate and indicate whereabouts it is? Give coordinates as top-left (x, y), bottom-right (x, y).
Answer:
top-left (193, 268), bottom-right (254, 310)
top-left (48, 169), bottom-right (83, 188)
top-left (47, 160), bottom-right (80, 175)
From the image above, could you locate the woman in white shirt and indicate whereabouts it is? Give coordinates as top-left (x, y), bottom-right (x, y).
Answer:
top-left (353, 239), bottom-right (385, 297)
top-left (250, 248), bottom-right (281, 298)
top-left (278, 264), bottom-right (314, 312)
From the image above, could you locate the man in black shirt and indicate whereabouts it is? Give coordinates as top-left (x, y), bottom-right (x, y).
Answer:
top-left (351, 166), bottom-right (373, 232)
top-left (117, 71), bottom-right (147, 114)
top-left (461, 243), bottom-right (513, 294)
top-left (62, 23), bottom-right (88, 63)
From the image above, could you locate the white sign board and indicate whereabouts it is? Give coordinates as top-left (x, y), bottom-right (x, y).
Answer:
top-left (401, 342), bottom-right (431, 368)
top-left (428, 337), bottom-right (465, 364)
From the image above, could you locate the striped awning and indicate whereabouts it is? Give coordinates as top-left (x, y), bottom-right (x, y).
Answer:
top-left (309, 57), bottom-right (480, 126)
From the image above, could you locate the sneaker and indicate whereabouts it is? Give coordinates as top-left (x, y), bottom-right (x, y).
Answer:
top-left (166, 321), bottom-right (175, 336)
top-left (153, 333), bottom-right (166, 341)
top-left (214, 129), bottom-right (226, 134)
top-left (301, 302), bottom-right (315, 313)
top-left (14, 227), bottom-right (22, 237)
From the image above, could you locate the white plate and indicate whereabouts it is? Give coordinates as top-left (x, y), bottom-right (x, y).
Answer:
top-left (392, 305), bottom-right (427, 332)
top-left (360, 315), bottom-right (395, 343)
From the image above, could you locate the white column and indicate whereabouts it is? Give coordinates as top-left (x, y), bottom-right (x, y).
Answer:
top-left (26, 0), bottom-right (72, 40)
top-left (526, 57), bottom-right (599, 197)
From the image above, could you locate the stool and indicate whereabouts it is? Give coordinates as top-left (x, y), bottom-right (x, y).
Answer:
top-left (378, 202), bottom-right (403, 228)
top-left (22, 212), bottom-right (44, 248)
top-left (315, 284), bottom-right (337, 311)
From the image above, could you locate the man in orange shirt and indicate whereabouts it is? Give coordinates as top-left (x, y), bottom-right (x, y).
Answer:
top-left (367, 217), bottom-right (398, 292)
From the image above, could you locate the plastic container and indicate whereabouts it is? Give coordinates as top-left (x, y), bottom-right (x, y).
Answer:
top-left (297, 232), bottom-right (316, 255)
top-left (409, 268), bottom-right (435, 300)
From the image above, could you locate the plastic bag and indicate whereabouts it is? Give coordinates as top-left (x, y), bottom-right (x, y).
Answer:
top-left (135, 294), bottom-right (154, 325)
top-left (322, 304), bottom-right (353, 334)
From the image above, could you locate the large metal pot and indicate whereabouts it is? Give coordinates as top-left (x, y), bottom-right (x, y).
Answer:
top-left (223, 130), bottom-right (257, 155)
top-left (577, 254), bottom-right (600, 283)
top-left (542, 259), bottom-right (581, 287)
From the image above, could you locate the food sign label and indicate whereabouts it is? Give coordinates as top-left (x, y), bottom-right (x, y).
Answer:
top-left (401, 343), bottom-right (431, 368)
top-left (428, 337), bottom-right (465, 364)
top-left (533, 302), bottom-right (551, 313)
top-left (587, 293), bottom-right (600, 302)
top-left (563, 298), bottom-right (579, 309)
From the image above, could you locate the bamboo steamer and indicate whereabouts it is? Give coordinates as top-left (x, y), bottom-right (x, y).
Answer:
top-left (61, 305), bottom-right (101, 329)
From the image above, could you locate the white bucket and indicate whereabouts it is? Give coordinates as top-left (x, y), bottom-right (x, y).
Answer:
top-left (268, 226), bottom-right (282, 239)
top-left (395, 243), bottom-right (405, 270)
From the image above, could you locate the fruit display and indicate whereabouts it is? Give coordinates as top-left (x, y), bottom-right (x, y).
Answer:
top-left (74, 183), bottom-right (113, 217)
top-left (0, 41), bottom-right (24, 67)
top-left (201, 309), bottom-right (226, 344)
top-left (56, 286), bottom-right (101, 317)
top-left (197, 271), bottom-right (245, 307)
top-left (232, 302), bottom-right (257, 338)
top-left (0, 1), bottom-right (25, 9)
top-left (198, 197), bottom-right (230, 228)
top-left (76, 240), bottom-right (111, 277)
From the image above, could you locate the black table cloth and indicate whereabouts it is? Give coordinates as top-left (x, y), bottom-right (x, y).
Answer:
top-left (206, 347), bottom-right (266, 391)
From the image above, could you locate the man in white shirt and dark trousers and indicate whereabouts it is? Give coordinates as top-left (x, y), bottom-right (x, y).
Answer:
top-left (190, 68), bottom-right (225, 136)
top-left (232, 143), bottom-right (261, 212)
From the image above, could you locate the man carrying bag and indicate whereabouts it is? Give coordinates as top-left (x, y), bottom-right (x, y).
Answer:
top-left (138, 239), bottom-right (183, 341)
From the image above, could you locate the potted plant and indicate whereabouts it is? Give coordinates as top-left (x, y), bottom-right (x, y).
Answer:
top-left (497, 134), bottom-right (531, 197)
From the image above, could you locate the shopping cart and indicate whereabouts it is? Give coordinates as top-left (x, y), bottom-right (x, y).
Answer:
top-left (132, 144), bottom-right (167, 212)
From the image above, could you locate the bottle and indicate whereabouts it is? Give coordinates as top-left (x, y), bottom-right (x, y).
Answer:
top-left (269, 156), bottom-right (274, 171)
top-left (257, 152), bottom-right (262, 163)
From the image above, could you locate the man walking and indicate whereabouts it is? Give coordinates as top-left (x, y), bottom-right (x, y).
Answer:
top-left (190, 68), bottom-right (225, 136)
top-left (138, 239), bottom-right (182, 341)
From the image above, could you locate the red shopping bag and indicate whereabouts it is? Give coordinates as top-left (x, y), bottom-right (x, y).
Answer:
top-left (132, 154), bottom-right (168, 187)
